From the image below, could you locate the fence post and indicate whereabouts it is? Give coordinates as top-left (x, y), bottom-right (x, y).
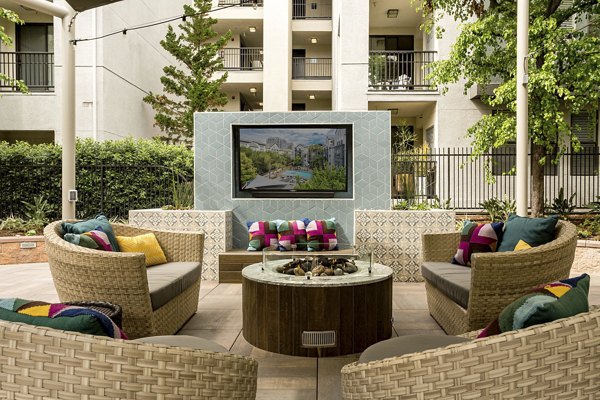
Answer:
top-left (100, 165), bottom-right (105, 216)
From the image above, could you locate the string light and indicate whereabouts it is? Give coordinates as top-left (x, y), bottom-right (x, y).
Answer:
top-left (70, 1), bottom-right (247, 45)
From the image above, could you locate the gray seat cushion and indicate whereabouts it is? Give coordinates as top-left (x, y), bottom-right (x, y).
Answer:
top-left (146, 262), bottom-right (202, 310)
top-left (421, 262), bottom-right (471, 309)
top-left (136, 335), bottom-right (228, 353)
top-left (358, 334), bottom-right (470, 363)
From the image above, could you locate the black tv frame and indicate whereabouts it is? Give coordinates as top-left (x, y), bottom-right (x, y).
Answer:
top-left (232, 124), bottom-right (353, 199)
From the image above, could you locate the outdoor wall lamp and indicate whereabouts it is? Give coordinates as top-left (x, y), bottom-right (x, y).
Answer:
top-left (309, 94), bottom-right (316, 100)
top-left (249, 26), bottom-right (257, 33)
top-left (250, 87), bottom-right (257, 96)
top-left (311, 37), bottom-right (318, 44)
top-left (387, 9), bottom-right (398, 18)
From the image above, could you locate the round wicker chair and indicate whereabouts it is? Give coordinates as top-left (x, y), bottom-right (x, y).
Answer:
top-left (0, 320), bottom-right (258, 399)
top-left (421, 220), bottom-right (578, 335)
top-left (44, 221), bottom-right (204, 339)
top-left (342, 306), bottom-right (600, 399)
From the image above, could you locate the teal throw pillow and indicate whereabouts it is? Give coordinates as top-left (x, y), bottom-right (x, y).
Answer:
top-left (0, 307), bottom-right (107, 336)
top-left (497, 214), bottom-right (559, 252)
top-left (62, 214), bottom-right (120, 251)
top-left (63, 233), bottom-right (100, 249)
top-left (478, 274), bottom-right (589, 338)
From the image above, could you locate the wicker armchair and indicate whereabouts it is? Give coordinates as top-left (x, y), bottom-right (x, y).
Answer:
top-left (341, 306), bottom-right (600, 399)
top-left (0, 320), bottom-right (257, 399)
top-left (44, 221), bottom-right (204, 339)
top-left (421, 220), bottom-right (578, 334)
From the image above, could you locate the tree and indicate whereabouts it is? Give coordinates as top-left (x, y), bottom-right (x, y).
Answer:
top-left (144, 0), bottom-right (231, 146)
top-left (0, 8), bottom-right (27, 93)
top-left (240, 152), bottom-right (257, 185)
top-left (426, 0), bottom-right (600, 215)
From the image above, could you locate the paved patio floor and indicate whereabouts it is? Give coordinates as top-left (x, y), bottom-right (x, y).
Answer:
top-left (1, 263), bottom-right (599, 399)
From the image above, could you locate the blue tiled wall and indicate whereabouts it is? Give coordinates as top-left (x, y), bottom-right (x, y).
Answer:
top-left (195, 111), bottom-right (391, 248)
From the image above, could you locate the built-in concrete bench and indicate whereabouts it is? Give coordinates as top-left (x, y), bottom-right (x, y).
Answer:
top-left (218, 249), bottom-right (345, 283)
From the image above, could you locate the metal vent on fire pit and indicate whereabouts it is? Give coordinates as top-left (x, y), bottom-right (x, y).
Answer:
top-left (302, 331), bottom-right (336, 348)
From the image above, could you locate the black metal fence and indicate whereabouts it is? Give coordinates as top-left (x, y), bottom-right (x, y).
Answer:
top-left (369, 51), bottom-right (436, 91)
top-left (220, 48), bottom-right (263, 70)
top-left (292, 57), bottom-right (332, 79)
top-left (0, 164), bottom-right (190, 220)
top-left (0, 51), bottom-right (54, 92)
top-left (392, 148), bottom-right (600, 210)
top-left (292, 0), bottom-right (332, 19)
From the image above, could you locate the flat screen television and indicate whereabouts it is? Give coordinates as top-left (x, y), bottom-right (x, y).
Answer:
top-left (233, 124), bottom-right (353, 198)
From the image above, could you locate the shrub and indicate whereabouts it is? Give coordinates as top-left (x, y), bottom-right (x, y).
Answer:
top-left (479, 196), bottom-right (516, 222)
top-left (545, 188), bottom-right (576, 219)
top-left (0, 138), bottom-right (193, 220)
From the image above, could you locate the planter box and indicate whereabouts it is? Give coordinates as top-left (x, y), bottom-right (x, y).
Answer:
top-left (354, 210), bottom-right (456, 282)
top-left (0, 236), bottom-right (47, 265)
top-left (129, 210), bottom-right (232, 281)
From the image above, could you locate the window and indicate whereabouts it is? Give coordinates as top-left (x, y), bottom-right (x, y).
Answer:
top-left (570, 112), bottom-right (598, 176)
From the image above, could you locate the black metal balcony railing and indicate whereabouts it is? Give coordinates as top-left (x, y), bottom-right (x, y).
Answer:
top-left (220, 48), bottom-right (263, 71)
top-left (0, 52), bottom-right (54, 92)
top-left (292, 0), bottom-right (332, 19)
top-left (369, 50), bottom-right (436, 91)
top-left (292, 57), bottom-right (331, 79)
top-left (217, 0), bottom-right (263, 6)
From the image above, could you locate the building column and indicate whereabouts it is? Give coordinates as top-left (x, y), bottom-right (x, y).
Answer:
top-left (332, 0), bottom-right (368, 111)
top-left (262, 0), bottom-right (292, 111)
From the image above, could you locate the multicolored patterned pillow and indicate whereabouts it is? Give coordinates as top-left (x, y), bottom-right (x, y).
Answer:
top-left (277, 219), bottom-right (309, 251)
top-left (82, 226), bottom-right (114, 251)
top-left (61, 214), bottom-right (120, 251)
top-left (478, 274), bottom-right (590, 338)
top-left (452, 221), bottom-right (504, 266)
top-left (306, 218), bottom-right (338, 251)
top-left (247, 220), bottom-right (279, 251)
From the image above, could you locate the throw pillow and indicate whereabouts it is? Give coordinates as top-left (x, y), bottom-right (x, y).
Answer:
top-left (116, 233), bottom-right (167, 266)
top-left (62, 214), bottom-right (120, 251)
top-left (82, 227), bottom-right (114, 251)
top-left (63, 233), bottom-right (100, 250)
top-left (478, 274), bottom-right (590, 338)
top-left (0, 298), bottom-right (127, 339)
top-left (452, 221), bottom-right (504, 266)
top-left (306, 218), bottom-right (338, 251)
top-left (277, 219), bottom-right (309, 251)
top-left (497, 214), bottom-right (559, 252)
top-left (247, 220), bottom-right (279, 251)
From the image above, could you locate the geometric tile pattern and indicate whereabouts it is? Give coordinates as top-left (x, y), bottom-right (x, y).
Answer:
top-left (128, 210), bottom-right (232, 281)
top-left (354, 210), bottom-right (456, 282)
top-left (194, 111), bottom-right (391, 249)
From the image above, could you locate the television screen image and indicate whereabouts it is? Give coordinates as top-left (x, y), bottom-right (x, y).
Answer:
top-left (234, 124), bottom-right (352, 194)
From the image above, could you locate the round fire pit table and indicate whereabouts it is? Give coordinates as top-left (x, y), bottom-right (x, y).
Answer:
top-left (242, 261), bottom-right (393, 357)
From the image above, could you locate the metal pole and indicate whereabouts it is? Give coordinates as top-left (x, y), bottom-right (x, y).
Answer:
top-left (516, 0), bottom-right (529, 216)
top-left (7, 0), bottom-right (76, 219)
top-left (61, 10), bottom-right (76, 219)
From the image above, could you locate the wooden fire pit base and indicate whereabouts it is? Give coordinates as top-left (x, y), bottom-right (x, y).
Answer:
top-left (242, 262), bottom-right (393, 357)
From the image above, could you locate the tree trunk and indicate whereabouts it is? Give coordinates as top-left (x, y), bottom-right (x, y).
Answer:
top-left (530, 143), bottom-right (546, 216)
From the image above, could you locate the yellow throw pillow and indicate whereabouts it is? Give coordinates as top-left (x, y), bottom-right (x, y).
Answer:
top-left (116, 233), bottom-right (167, 266)
top-left (514, 240), bottom-right (532, 251)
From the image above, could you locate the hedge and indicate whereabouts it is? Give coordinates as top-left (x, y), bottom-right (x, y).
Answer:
top-left (0, 138), bottom-right (194, 220)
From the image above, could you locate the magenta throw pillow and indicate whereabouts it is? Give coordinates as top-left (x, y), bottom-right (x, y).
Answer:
top-left (452, 221), bottom-right (504, 266)
top-left (306, 218), bottom-right (338, 251)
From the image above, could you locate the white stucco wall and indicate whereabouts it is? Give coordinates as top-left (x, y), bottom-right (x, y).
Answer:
top-left (332, 0), bottom-right (368, 110)
top-left (263, 0), bottom-right (291, 111)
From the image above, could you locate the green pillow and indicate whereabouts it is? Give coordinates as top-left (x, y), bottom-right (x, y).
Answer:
top-left (497, 214), bottom-right (559, 252)
top-left (478, 274), bottom-right (589, 337)
top-left (0, 307), bottom-right (107, 336)
top-left (63, 233), bottom-right (100, 249)
top-left (62, 215), bottom-right (120, 251)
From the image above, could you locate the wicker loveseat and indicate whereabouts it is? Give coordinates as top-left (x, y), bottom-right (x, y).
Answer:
top-left (44, 221), bottom-right (204, 339)
top-left (0, 320), bottom-right (257, 399)
top-left (341, 306), bottom-right (600, 399)
top-left (421, 220), bottom-right (577, 335)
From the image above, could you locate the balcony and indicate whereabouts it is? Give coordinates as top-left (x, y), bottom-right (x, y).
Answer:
top-left (0, 52), bottom-right (54, 92)
top-left (217, 0), bottom-right (263, 6)
top-left (220, 48), bottom-right (263, 71)
top-left (292, 57), bottom-right (331, 79)
top-left (368, 51), bottom-right (436, 92)
top-left (292, 0), bottom-right (332, 19)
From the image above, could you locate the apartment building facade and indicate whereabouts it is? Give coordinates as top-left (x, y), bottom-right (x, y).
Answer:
top-left (1, 0), bottom-right (597, 206)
